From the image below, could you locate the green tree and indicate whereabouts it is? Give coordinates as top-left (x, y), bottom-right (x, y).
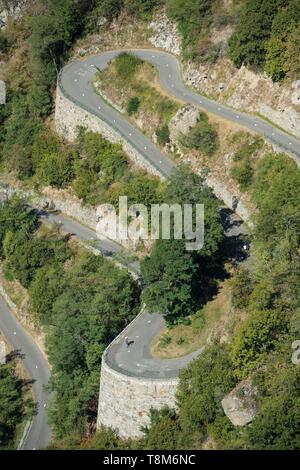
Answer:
top-left (228, 0), bottom-right (286, 69)
top-left (231, 309), bottom-right (288, 379)
top-left (46, 253), bottom-right (140, 438)
top-left (156, 125), bottom-right (170, 145)
top-left (126, 96), bottom-right (140, 115)
top-left (284, 24), bottom-right (300, 80)
top-left (4, 231), bottom-right (71, 288)
top-left (265, 1), bottom-right (300, 81)
top-left (141, 239), bottom-right (198, 323)
top-left (179, 113), bottom-right (218, 156)
top-left (0, 197), bottom-right (38, 257)
top-left (0, 364), bottom-right (24, 449)
top-left (164, 165), bottom-right (224, 256)
top-left (29, 264), bottom-right (66, 325)
top-left (247, 365), bottom-right (300, 449)
top-left (143, 407), bottom-right (180, 450)
top-left (176, 343), bottom-right (236, 448)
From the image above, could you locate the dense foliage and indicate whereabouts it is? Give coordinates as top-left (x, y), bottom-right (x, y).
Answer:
top-left (87, 150), bottom-right (300, 450)
top-left (180, 112), bottom-right (219, 156)
top-left (1, 0), bottom-right (299, 451)
top-left (0, 363), bottom-right (25, 449)
top-left (0, 198), bottom-right (140, 443)
top-left (141, 166), bottom-right (224, 323)
top-left (229, 0), bottom-right (300, 80)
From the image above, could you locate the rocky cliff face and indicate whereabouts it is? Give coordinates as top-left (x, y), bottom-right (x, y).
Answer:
top-left (150, 10), bottom-right (300, 139)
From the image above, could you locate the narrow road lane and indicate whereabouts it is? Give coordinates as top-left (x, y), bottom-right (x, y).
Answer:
top-left (59, 49), bottom-right (300, 170)
top-left (0, 296), bottom-right (51, 450)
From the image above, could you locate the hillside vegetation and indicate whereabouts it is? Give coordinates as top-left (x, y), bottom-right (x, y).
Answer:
top-left (0, 0), bottom-right (299, 451)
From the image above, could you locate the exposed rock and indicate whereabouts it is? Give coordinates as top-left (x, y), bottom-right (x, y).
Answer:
top-left (291, 80), bottom-right (300, 106)
top-left (0, 340), bottom-right (6, 364)
top-left (221, 379), bottom-right (258, 426)
top-left (183, 57), bottom-right (300, 139)
top-left (168, 104), bottom-right (199, 143)
top-left (152, 132), bottom-right (158, 144)
top-left (97, 16), bottom-right (107, 27)
top-left (210, 25), bottom-right (234, 45)
top-left (149, 11), bottom-right (181, 56)
top-left (0, 0), bottom-right (28, 29)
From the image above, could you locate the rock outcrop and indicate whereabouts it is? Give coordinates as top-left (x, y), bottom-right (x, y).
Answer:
top-left (168, 104), bottom-right (199, 143)
top-left (149, 12), bottom-right (181, 56)
top-left (0, 0), bottom-right (27, 29)
top-left (221, 379), bottom-right (258, 426)
top-left (149, 10), bottom-right (300, 139)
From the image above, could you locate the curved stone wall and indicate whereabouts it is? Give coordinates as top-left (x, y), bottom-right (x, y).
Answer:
top-left (97, 357), bottom-right (178, 438)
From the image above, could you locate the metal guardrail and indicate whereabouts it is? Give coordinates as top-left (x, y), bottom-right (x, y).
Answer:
top-left (57, 69), bottom-right (169, 178)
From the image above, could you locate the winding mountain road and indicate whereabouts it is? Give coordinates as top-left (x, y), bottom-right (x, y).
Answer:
top-left (59, 49), bottom-right (300, 172)
top-left (57, 47), bottom-right (299, 378)
top-left (1, 47), bottom-right (294, 449)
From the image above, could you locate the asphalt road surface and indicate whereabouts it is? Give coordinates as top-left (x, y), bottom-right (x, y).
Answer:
top-left (59, 49), bottom-right (300, 173)
top-left (0, 296), bottom-right (51, 450)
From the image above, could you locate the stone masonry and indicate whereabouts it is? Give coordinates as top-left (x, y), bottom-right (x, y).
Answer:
top-left (97, 358), bottom-right (178, 438)
top-left (55, 87), bottom-right (163, 179)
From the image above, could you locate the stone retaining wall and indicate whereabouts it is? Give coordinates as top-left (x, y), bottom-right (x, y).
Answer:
top-left (97, 358), bottom-right (178, 438)
top-left (55, 87), bottom-right (163, 178)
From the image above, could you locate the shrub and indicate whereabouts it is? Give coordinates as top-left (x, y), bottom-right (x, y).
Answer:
top-left (181, 114), bottom-right (219, 156)
top-left (114, 53), bottom-right (142, 81)
top-left (126, 96), bottom-right (140, 115)
top-left (159, 334), bottom-right (172, 348)
top-left (230, 158), bottom-right (253, 191)
top-left (156, 125), bottom-right (170, 145)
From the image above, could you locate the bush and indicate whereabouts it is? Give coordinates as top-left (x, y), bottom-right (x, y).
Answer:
top-left (156, 125), bottom-right (170, 145)
top-left (35, 151), bottom-right (75, 188)
top-left (73, 130), bottom-right (129, 205)
top-left (124, 0), bottom-right (161, 18)
top-left (114, 53), bottom-right (142, 81)
top-left (230, 136), bottom-right (262, 190)
top-left (231, 309), bottom-right (288, 378)
top-left (127, 96), bottom-right (140, 115)
top-left (159, 334), bottom-right (172, 348)
top-left (180, 114), bottom-right (219, 156)
top-left (230, 158), bottom-right (253, 191)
